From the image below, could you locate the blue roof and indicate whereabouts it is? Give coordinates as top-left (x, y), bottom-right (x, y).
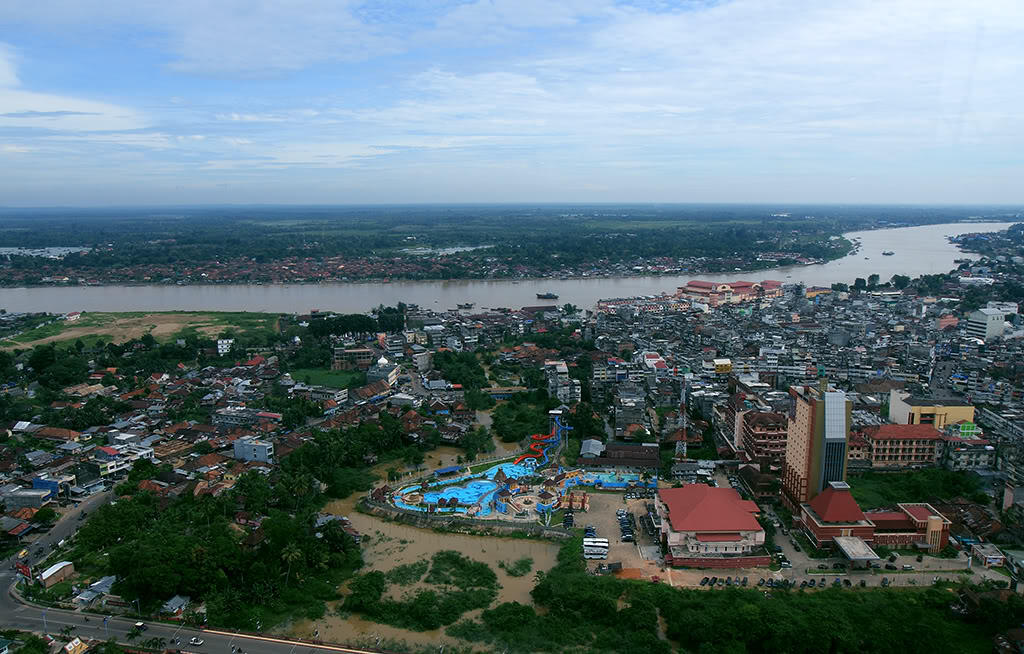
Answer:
top-left (434, 465), bottom-right (464, 475)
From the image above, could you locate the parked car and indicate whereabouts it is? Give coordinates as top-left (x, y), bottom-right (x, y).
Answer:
top-left (189, 638), bottom-right (204, 646)
top-left (757, 578), bottom-right (765, 587)
top-left (700, 577), bottom-right (709, 586)
top-left (881, 577), bottom-right (890, 587)
top-left (885, 563), bottom-right (898, 570)
top-left (742, 577), bottom-right (748, 586)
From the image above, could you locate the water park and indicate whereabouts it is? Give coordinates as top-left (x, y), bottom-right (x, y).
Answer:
top-left (380, 410), bottom-right (658, 520)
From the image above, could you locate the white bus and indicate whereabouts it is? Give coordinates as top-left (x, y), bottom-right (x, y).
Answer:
top-left (583, 538), bottom-right (610, 548)
top-left (583, 551), bottom-right (608, 560)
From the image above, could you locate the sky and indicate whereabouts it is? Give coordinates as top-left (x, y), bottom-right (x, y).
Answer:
top-left (1, 0), bottom-right (1023, 206)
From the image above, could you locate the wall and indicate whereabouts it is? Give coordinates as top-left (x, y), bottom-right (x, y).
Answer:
top-left (667, 555), bottom-right (771, 569)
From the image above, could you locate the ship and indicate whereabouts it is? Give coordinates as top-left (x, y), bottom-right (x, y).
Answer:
top-left (536, 292), bottom-right (559, 300)
top-left (457, 302), bottom-right (475, 309)
top-left (882, 251), bottom-right (895, 256)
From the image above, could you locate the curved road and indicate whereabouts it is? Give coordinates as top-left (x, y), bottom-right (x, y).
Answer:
top-left (0, 493), bottom-right (383, 654)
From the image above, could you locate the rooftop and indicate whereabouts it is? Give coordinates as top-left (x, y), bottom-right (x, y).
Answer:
top-left (658, 485), bottom-right (761, 534)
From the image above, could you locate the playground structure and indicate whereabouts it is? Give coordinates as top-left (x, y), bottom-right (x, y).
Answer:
top-left (512, 415), bottom-right (566, 466)
top-left (384, 409), bottom-right (657, 519)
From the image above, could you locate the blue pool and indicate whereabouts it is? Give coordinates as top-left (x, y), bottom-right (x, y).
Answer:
top-left (393, 461), bottom-right (540, 516)
top-left (423, 479), bottom-right (497, 505)
top-left (571, 472), bottom-right (658, 488)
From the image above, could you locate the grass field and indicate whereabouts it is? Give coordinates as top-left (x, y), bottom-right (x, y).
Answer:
top-left (848, 468), bottom-right (988, 509)
top-left (0, 311), bottom-right (279, 349)
top-left (289, 368), bottom-right (366, 388)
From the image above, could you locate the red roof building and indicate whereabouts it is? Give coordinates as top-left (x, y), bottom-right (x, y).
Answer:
top-left (858, 424), bottom-right (944, 469)
top-left (656, 485), bottom-right (768, 568)
top-left (799, 481), bottom-right (951, 553)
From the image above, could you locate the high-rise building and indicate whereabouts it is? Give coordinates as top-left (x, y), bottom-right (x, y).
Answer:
top-left (781, 381), bottom-right (851, 511)
top-left (966, 308), bottom-right (1006, 342)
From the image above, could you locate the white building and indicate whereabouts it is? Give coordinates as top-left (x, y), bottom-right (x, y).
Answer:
top-left (217, 339), bottom-right (235, 356)
top-left (233, 436), bottom-right (275, 463)
top-left (966, 308), bottom-right (1005, 342)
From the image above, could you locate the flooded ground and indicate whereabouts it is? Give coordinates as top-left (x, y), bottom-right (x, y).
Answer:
top-left (282, 466), bottom-right (560, 650)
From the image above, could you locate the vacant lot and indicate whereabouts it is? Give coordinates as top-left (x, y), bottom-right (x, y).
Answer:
top-left (0, 311), bottom-right (278, 349)
top-left (290, 368), bottom-right (366, 389)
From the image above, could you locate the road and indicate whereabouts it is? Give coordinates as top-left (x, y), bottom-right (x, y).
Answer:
top-left (0, 493), bottom-right (385, 654)
top-left (14, 490), bottom-right (114, 569)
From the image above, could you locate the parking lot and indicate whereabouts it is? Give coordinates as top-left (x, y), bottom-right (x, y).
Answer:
top-left (576, 491), bottom-right (663, 574)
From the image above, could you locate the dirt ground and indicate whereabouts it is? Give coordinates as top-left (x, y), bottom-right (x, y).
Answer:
top-left (286, 460), bottom-right (561, 651)
top-left (3, 312), bottom-right (267, 349)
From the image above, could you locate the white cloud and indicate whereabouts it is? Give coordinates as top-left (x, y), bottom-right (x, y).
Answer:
top-left (1, 144), bottom-right (31, 153)
top-left (0, 41), bottom-right (147, 132)
top-left (0, 42), bottom-right (19, 86)
top-left (2, 0), bottom-right (1024, 203)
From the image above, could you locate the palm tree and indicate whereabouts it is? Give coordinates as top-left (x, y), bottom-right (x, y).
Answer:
top-left (282, 543), bottom-right (303, 587)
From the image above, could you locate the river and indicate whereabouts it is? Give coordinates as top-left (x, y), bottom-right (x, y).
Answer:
top-left (0, 222), bottom-right (1013, 314)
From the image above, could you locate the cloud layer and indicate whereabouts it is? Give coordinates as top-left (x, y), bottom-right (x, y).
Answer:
top-left (0, 0), bottom-right (1022, 205)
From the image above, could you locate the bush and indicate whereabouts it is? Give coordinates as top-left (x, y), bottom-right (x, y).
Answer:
top-left (498, 557), bottom-right (534, 577)
top-left (385, 560), bottom-right (429, 586)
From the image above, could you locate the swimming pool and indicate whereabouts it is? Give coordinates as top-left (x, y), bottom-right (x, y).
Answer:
top-left (571, 472), bottom-right (658, 488)
top-left (423, 479), bottom-right (498, 505)
top-left (392, 462), bottom-right (541, 516)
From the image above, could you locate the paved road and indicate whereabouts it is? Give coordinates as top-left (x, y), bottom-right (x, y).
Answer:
top-left (0, 494), bottom-right (384, 654)
top-left (11, 490), bottom-right (114, 570)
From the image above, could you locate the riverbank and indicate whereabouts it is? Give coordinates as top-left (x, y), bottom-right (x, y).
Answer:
top-left (0, 222), bottom-right (1014, 314)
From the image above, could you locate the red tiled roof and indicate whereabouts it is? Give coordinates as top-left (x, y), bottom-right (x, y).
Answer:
top-left (866, 511), bottom-right (915, 530)
top-left (658, 485), bottom-right (761, 534)
top-left (808, 485), bottom-right (865, 523)
top-left (903, 504), bottom-right (936, 521)
top-left (695, 532), bottom-right (742, 542)
top-left (866, 424), bottom-right (942, 441)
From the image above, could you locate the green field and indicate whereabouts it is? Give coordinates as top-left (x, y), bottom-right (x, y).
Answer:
top-left (0, 311), bottom-right (279, 349)
top-left (289, 368), bottom-right (366, 389)
top-left (849, 468), bottom-right (989, 509)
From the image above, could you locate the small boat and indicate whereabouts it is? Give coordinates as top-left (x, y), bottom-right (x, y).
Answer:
top-left (537, 292), bottom-right (559, 300)
top-left (458, 302), bottom-right (475, 309)
top-left (882, 251), bottom-right (894, 256)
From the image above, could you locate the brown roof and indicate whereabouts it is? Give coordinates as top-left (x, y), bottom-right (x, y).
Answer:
top-left (808, 485), bottom-right (866, 523)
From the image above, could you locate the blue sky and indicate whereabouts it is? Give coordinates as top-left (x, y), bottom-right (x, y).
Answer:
top-left (1, 0), bottom-right (1022, 206)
